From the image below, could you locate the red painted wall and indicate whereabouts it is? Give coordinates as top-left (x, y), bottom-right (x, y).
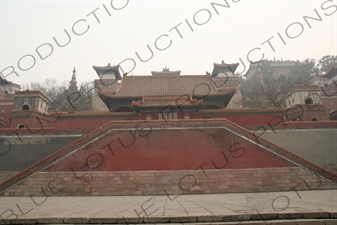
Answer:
top-left (45, 120), bottom-right (294, 172)
top-left (4, 105), bottom-right (336, 136)
top-left (283, 104), bottom-right (329, 122)
top-left (322, 96), bottom-right (337, 115)
top-left (7, 112), bottom-right (138, 133)
top-left (0, 102), bottom-right (13, 128)
top-left (139, 111), bottom-right (198, 120)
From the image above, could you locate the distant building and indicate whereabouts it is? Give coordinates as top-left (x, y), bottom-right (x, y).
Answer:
top-left (97, 61), bottom-right (239, 118)
top-left (309, 76), bottom-right (329, 87)
top-left (0, 76), bottom-right (21, 127)
top-left (11, 90), bottom-right (50, 129)
top-left (13, 90), bottom-right (49, 112)
top-left (309, 64), bottom-right (337, 117)
top-left (0, 78), bottom-right (21, 98)
top-left (245, 60), bottom-right (298, 80)
top-left (285, 85), bottom-right (321, 108)
top-left (91, 64), bottom-right (121, 111)
top-left (211, 61), bottom-right (242, 108)
top-left (284, 84), bottom-right (327, 122)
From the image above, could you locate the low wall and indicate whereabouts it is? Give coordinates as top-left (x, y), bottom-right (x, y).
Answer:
top-left (0, 171), bottom-right (17, 184)
top-left (0, 135), bottom-right (80, 171)
top-left (2, 167), bottom-right (336, 196)
top-left (262, 129), bottom-right (337, 167)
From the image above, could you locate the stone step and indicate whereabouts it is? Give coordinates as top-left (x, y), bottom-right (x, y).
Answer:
top-left (40, 219), bottom-right (337, 225)
top-left (3, 218), bottom-right (337, 225)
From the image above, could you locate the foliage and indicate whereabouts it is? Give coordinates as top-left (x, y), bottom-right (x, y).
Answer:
top-left (240, 61), bottom-right (286, 108)
top-left (22, 79), bottom-right (68, 100)
top-left (290, 58), bottom-right (319, 83)
top-left (240, 55), bottom-right (336, 108)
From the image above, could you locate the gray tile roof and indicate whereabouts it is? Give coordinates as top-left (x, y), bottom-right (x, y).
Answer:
top-left (99, 75), bottom-right (235, 98)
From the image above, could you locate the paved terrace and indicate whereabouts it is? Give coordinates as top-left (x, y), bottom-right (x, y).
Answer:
top-left (0, 189), bottom-right (336, 224)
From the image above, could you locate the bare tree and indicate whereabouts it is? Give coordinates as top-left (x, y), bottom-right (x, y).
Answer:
top-left (240, 58), bottom-right (326, 108)
top-left (23, 79), bottom-right (92, 111)
top-left (240, 62), bottom-right (284, 108)
top-left (23, 79), bottom-right (67, 99)
top-left (318, 55), bottom-right (337, 73)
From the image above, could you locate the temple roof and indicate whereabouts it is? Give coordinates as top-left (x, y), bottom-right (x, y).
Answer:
top-left (98, 75), bottom-right (236, 98)
top-left (93, 64), bottom-right (122, 80)
top-left (211, 61), bottom-right (239, 77)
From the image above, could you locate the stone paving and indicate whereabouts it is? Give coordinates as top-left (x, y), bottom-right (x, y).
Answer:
top-left (0, 189), bottom-right (336, 224)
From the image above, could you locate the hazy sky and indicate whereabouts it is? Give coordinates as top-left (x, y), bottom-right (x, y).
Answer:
top-left (0, 0), bottom-right (336, 87)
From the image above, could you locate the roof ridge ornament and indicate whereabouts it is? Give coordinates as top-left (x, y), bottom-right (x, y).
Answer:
top-left (151, 67), bottom-right (181, 76)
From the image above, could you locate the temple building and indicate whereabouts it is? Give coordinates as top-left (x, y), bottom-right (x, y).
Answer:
top-left (99, 74), bottom-right (235, 114)
top-left (95, 61), bottom-right (240, 117)
top-left (0, 77), bottom-right (21, 127)
top-left (245, 59), bottom-right (299, 79)
top-left (284, 84), bottom-right (327, 122)
top-left (309, 64), bottom-right (337, 118)
top-left (91, 64), bottom-right (121, 111)
top-left (0, 61), bottom-right (336, 197)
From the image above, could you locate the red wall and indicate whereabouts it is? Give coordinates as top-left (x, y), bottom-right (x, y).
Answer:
top-left (8, 112), bottom-right (138, 133)
top-left (4, 108), bottom-right (336, 136)
top-left (284, 104), bottom-right (329, 122)
top-left (322, 96), bottom-right (337, 115)
top-left (139, 111), bottom-right (199, 120)
top-left (0, 103), bottom-right (13, 128)
top-left (45, 120), bottom-right (294, 172)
